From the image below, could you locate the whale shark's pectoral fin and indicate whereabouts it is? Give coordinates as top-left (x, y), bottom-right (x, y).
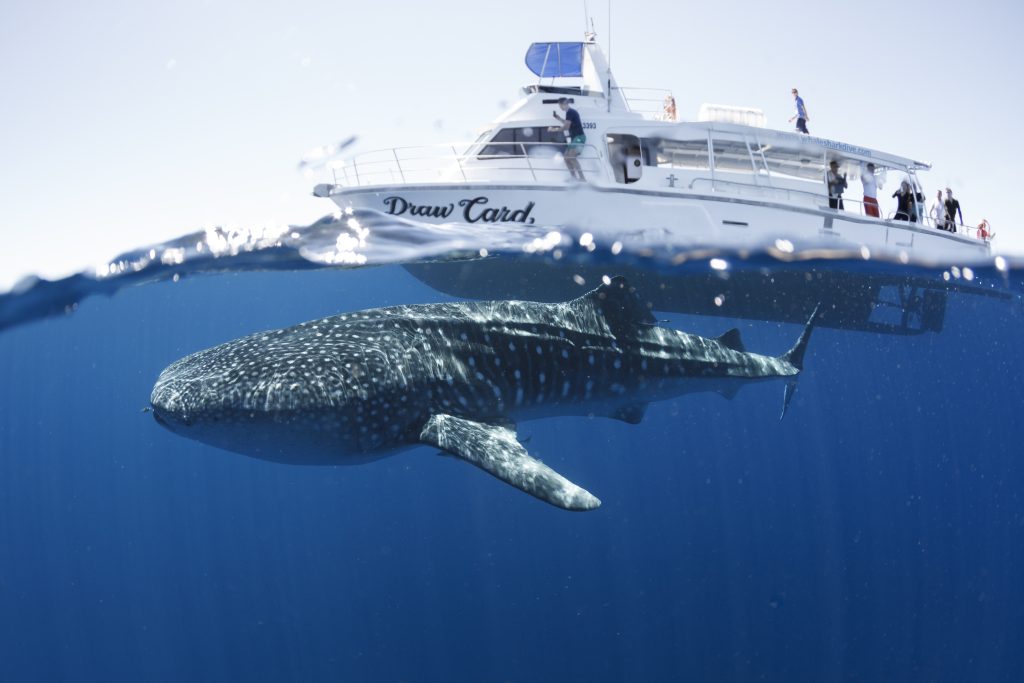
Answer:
top-left (420, 414), bottom-right (601, 511)
top-left (611, 402), bottom-right (648, 424)
top-left (718, 384), bottom-right (741, 400)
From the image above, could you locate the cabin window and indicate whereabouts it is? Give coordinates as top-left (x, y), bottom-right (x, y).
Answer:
top-left (750, 143), bottom-right (826, 182)
top-left (711, 135), bottom-right (756, 175)
top-left (478, 127), bottom-right (566, 157)
top-left (641, 138), bottom-right (710, 170)
top-left (478, 128), bottom-right (517, 157)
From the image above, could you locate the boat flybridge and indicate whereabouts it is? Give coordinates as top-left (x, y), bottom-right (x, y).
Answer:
top-left (315, 36), bottom-right (1003, 335)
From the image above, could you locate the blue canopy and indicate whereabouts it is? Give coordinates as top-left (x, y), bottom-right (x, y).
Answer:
top-left (524, 42), bottom-right (584, 78)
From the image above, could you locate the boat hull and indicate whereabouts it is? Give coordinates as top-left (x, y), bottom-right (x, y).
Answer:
top-left (328, 183), bottom-right (991, 263)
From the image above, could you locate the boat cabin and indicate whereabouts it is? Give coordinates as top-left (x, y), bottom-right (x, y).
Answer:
top-left (322, 36), bottom-right (988, 243)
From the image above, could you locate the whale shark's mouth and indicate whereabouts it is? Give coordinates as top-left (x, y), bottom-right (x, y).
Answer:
top-left (151, 406), bottom-right (193, 430)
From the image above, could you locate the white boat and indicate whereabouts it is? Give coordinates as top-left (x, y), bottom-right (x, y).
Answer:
top-left (315, 35), bottom-right (990, 262)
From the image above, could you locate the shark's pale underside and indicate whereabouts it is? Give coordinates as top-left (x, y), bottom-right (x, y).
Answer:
top-left (151, 277), bottom-right (820, 511)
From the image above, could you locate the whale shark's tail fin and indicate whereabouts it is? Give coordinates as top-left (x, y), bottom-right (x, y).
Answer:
top-left (779, 303), bottom-right (823, 420)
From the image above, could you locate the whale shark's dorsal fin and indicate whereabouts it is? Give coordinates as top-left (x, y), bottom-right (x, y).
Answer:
top-left (573, 276), bottom-right (656, 329)
top-left (716, 328), bottom-right (746, 352)
top-left (420, 414), bottom-right (601, 511)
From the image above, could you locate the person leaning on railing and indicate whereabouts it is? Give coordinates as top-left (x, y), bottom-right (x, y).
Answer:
top-left (976, 219), bottom-right (994, 241)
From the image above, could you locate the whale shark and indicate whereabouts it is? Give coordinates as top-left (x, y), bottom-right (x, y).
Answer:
top-left (150, 277), bottom-right (820, 511)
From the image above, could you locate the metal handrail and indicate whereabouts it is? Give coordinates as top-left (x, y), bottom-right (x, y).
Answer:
top-left (686, 175), bottom-right (989, 244)
top-left (619, 86), bottom-right (676, 120)
top-left (330, 141), bottom-right (609, 187)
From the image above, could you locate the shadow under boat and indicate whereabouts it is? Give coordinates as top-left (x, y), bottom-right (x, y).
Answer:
top-left (404, 257), bottom-right (1011, 336)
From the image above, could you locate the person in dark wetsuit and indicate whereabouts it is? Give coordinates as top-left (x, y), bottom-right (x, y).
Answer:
top-left (552, 97), bottom-right (587, 181)
top-left (892, 180), bottom-right (917, 221)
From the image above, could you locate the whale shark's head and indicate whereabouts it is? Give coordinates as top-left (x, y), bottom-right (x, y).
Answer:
top-left (149, 353), bottom-right (301, 461)
top-left (148, 338), bottom-right (376, 464)
top-left (149, 359), bottom-right (221, 436)
top-left (150, 361), bottom-right (297, 461)
top-left (148, 336), bottom-right (270, 441)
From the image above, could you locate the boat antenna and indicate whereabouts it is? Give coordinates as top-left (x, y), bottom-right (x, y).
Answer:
top-left (607, 0), bottom-right (612, 112)
top-left (583, 1), bottom-right (598, 42)
top-left (607, 0), bottom-right (611, 68)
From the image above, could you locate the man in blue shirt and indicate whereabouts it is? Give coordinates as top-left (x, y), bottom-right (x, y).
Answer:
top-left (553, 97), bottom-right (587, 180)
top-left (788, 88), bottom-right (809, 134)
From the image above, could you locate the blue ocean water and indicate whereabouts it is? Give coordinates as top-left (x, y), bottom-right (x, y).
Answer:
top-left (1, 216), bottom-right (1023, 681)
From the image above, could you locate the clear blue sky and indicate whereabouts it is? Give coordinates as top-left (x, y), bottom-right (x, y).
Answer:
top-left (1, 0), bottom-right (1020, 289)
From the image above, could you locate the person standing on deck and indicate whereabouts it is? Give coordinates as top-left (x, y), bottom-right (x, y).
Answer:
top-left (789, 88), bottom-right (810, 134)
top-left (893, 181), bottom-right (915, 221)
top-left (930, 190), bottom-right (949, 230)
top-left (912, 180), bottom-right (926, 223)
top-left (944, 188), bottom-right (964, 233)
top-left (827, 160), bottom-right (847, 210)
top-left (861, 162), bottom-right (880, 217)
top-left (552, 97), bottom-right (587, 181)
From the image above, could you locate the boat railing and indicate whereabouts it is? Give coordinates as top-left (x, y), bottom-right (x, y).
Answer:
top-left (838, 198), bottom-right (990, 241)
top-left (330, 142), bottom-right (609, 187)
top-left (687, 176), bottom-right (991, 245)
top-left (905, 215), bottom-right (990, 242)
top-left (619, 87), bottom-right (676, 121)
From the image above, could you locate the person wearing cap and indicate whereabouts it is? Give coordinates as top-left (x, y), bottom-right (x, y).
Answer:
top-left (944, 188), bottom-right (964, 233)
top-left (788, 89), bottom-right (809, 134)
top-left (861, 162), bottom-right (880, 217)
top-left (827, 160), bottom-right (847, 210)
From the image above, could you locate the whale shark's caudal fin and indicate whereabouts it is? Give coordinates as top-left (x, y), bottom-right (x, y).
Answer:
top-left (779, 303), bottom-right (824, 420)
top-left (420, 414), bottom-right (601, 511)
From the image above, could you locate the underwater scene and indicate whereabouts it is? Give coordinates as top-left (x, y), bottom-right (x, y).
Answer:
top-left (1, 214), bottom-right (1023, 682)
